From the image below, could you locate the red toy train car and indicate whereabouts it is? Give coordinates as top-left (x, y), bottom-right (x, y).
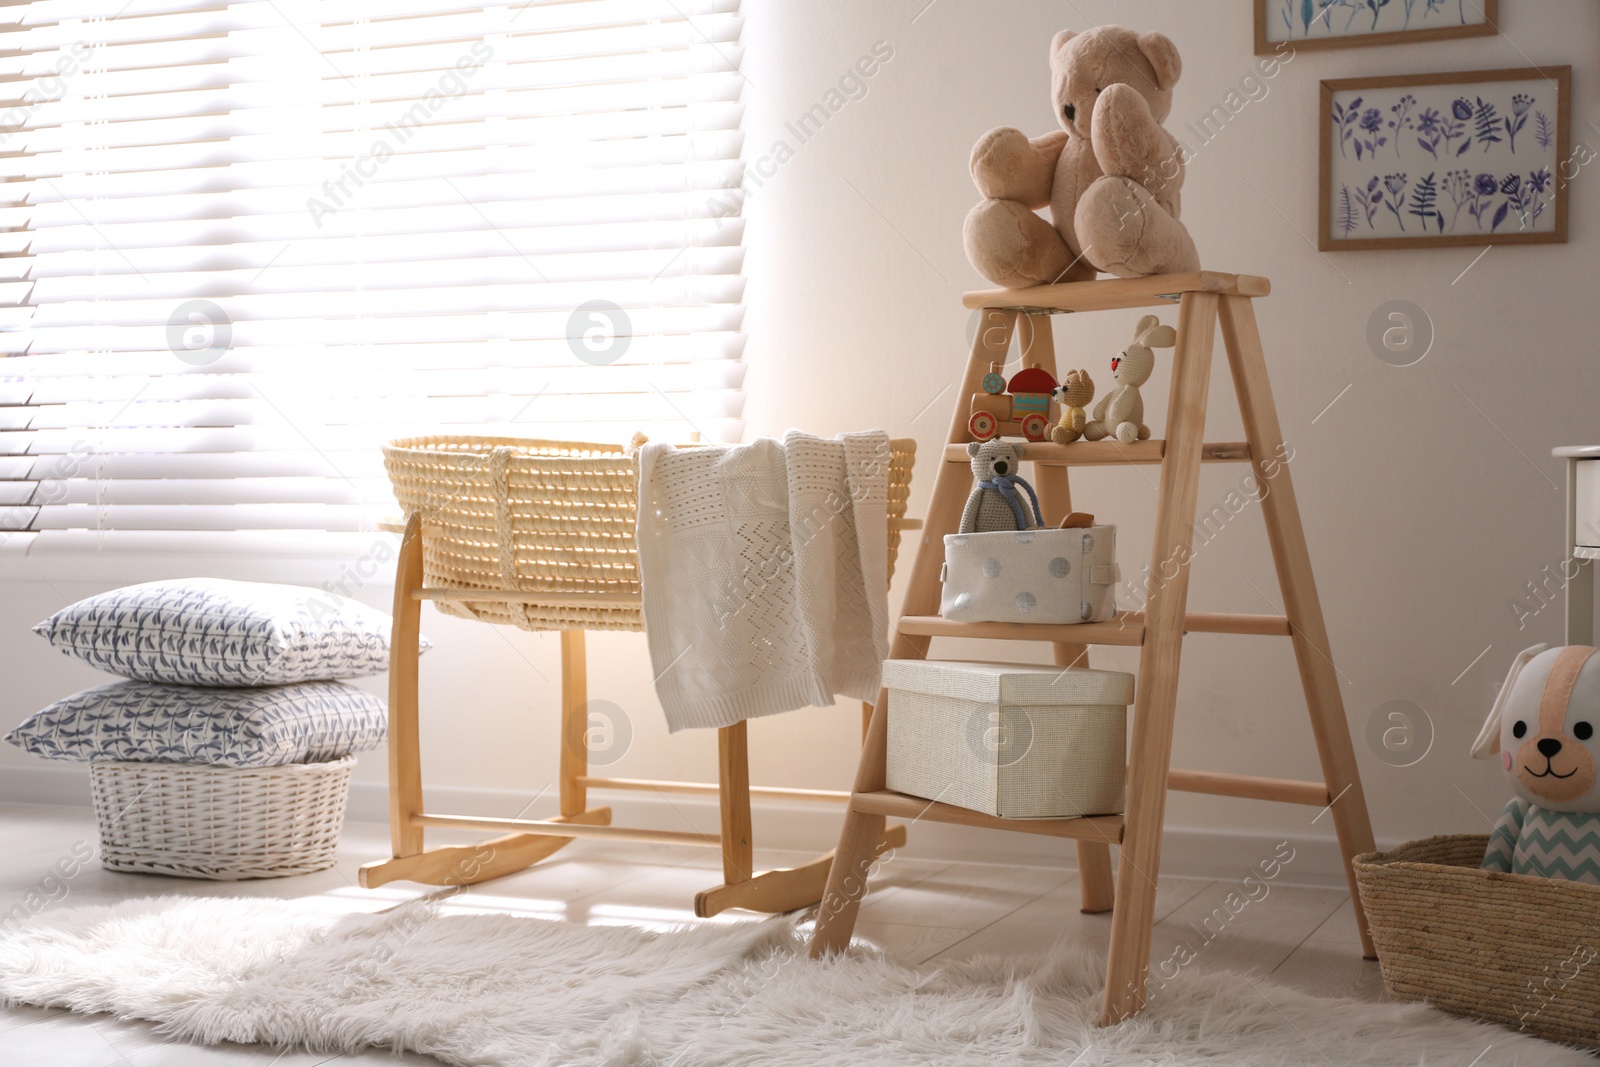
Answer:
top-left (968, 362), bottom-right (1059, 442)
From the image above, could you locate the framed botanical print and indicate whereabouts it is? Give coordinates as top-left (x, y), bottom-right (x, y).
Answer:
top-left (1319, 66), bottom-right (1570, 251)
top-left (1256, 0), bottom-right (1497, 54)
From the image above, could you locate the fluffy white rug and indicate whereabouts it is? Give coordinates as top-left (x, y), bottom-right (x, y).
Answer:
top-left (0, 896), bottom-right (1582, 1066)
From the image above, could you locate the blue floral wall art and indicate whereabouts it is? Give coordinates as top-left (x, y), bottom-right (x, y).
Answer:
top-left (1320, 66), bottom-right (1570, 250)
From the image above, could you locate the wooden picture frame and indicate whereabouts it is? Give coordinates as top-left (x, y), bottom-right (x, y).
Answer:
top-left (1318, 66), bottom-right (1570, 251)
top-left (1255, 0), bottom-right (1498, 54)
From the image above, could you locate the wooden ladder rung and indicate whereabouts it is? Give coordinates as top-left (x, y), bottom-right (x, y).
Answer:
top-left (1164, 612), bottom-right (1291, 636)
top-left (941, 441), bottom-right (1251, 466)
top-left (963, 270), bottom-right (1270, 314)
top-left (1167, 769), bottom-right (1331, 806)
top-left (896, 611), bottom-right (1290, 645)
top-left (851, 789), bottom-right (1125, 843)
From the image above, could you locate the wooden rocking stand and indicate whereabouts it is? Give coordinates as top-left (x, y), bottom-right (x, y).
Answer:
top-left (807, 271), bottom-right (1378, 1026)
top-left (360, 462), bottom-right (918, 918)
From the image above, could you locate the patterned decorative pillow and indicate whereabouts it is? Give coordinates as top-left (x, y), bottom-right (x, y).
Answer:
top-left (34, 578), bottom-right (426, 685)
top-left (5, 680), bottom-right (387, 767)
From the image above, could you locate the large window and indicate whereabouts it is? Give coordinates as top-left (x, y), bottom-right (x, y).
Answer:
top-left (0, 0), bottom-right (745, 555)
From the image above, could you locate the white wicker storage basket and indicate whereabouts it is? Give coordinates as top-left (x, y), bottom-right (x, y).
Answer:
top-left (89, 757), bottom-right (354, 880)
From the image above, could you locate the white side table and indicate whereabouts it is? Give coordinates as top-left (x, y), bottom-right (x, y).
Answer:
top-left (1554, 445), bottom-right (1600, 645)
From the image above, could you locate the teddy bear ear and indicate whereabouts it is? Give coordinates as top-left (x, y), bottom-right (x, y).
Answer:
top-left (1049, 29), bottom-right (1077, 68)
top-left (1471, 643), bottom-right (1551, 759)
top-left (967, 441), bottom-right (982, 458)
top-left (1136, 32), bottom-right (1182, 91)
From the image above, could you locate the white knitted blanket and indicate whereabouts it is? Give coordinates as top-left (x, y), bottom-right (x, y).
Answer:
top-left (635, 430), bottom-right (891, 732)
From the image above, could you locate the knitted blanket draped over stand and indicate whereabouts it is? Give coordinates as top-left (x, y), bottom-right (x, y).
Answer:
top-left (635, 430), bottom-right (892, 732)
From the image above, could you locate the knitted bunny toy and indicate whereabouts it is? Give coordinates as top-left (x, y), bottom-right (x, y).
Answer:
top-left (1471, 643), bottom-right (1600, 884)
top-left (960, 439), bottom-right (1043, 534)
top-left (1084, 314), bottom-right (1175, 444)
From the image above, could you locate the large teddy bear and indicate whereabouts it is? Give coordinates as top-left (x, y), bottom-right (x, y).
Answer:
top-left (964, 26), bottom-right (1200, 287)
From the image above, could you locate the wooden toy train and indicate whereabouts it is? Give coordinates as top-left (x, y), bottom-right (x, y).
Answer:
top-left (968, 362), bottom-right (1059, 442)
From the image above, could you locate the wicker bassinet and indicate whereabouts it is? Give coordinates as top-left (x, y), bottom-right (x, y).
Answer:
top-left (1353, 834), bottom-right (1600, 1048)
top-left (382, 435), bottom-right (917, 632)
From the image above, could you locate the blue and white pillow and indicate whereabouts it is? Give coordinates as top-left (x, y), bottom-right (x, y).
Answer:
top-left (5, 680), bottom-right (387, 767)
top-left (35, 578), bottom-right (426, 686)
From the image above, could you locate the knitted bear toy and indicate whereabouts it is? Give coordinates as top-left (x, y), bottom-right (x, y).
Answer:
top-left (960, 440), bottom-right (1043, 534)
top-left (1049, 369), bottom-right (1095, 444)
top-left (1472, 643), bottom-right (1600, 884)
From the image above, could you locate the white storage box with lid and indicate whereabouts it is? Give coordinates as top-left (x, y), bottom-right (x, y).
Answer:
top-left (939, 526), bottom-right (1118, 625)
top-left (883, 660), bottom-right (1134, 819)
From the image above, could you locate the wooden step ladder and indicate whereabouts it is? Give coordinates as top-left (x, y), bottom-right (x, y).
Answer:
top-left (806, 270), bottom-right (1378, 1027)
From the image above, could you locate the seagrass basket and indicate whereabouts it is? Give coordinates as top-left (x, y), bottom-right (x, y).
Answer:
top-left (1353, 834), bottom-right (1600, 1048)
top-left (382, 435), bottom-right (917, 633)
top-left (90, 757), bottom-right (354, 880)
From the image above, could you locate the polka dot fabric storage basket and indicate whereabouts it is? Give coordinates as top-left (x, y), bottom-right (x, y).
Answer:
top-left (1354, 835), bottom-right (1600, 1048)
top-left (90, 757), bottom-right (354, 880)
top-left (940, 526), bottom-right (1118, 624)
top-left (883, 660), bottom-right (1133, 819)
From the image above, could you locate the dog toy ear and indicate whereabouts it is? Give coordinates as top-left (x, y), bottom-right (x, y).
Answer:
top-left (1472, 643), bottom-right (1550, 759)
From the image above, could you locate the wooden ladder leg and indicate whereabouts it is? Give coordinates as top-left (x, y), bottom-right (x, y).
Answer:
top-left (808, 682), bottom-right (894, 956)
top-left (811, 307), bottom-right (1021, 957)
top-left (1100, 292), bottom-right (1220, 1026)
top-left (389, 512), bottom-right (426, 859)
top-left (1023, 312), bottom-right (1115, 914)
top-left (559, 630), bottom-right (588, 819)
top-left (1219, 295), bottom-right (1379, 958)
top-left (717, 721), bottom-right (754, 886)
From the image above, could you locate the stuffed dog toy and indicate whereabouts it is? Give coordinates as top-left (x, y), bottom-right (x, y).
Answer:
top-left (1471, 643), bottom-right (1600, 884)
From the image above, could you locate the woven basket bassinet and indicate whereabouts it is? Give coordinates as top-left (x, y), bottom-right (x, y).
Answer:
top-left (90, 757), bottom-right (353, 880)
top-left (1354, 835), bottom-right (1600, 1048)
top-left (382, 436), bottom-right (917, 632)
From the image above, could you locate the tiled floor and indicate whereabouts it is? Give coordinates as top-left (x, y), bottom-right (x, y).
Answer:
top-left (0, 802), bottom-right (1384, 1065)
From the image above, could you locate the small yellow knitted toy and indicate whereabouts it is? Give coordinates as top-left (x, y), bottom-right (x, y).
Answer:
top-left (1048, 369), bottom-right (1095, 444)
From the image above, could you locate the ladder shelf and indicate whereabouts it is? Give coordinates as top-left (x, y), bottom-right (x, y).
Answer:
top-left (807, 270), bottom-right (1376, 1028)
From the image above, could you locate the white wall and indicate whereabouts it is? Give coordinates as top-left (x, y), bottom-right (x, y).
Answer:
top-left (4, 0), bottom-right (1598, 883)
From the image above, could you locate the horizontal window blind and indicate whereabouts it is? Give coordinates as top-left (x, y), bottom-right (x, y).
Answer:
top-left (0, 0), bottom-right (746, 554)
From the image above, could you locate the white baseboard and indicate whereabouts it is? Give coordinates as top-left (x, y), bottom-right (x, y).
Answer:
top-left (1, 762), bottom-right (1371, 890)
